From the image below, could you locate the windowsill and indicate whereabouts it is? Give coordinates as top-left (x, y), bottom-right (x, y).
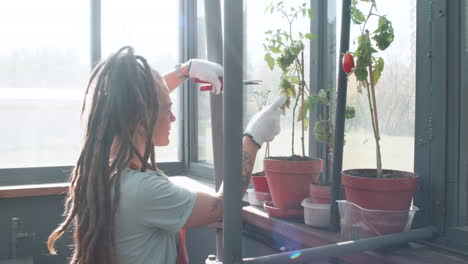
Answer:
top-left (0, 182), bottom-right (69, 198)
top-left (242, 205), bottom-right (468, 264)
top-left (0, 175), bottom-right (214, 199)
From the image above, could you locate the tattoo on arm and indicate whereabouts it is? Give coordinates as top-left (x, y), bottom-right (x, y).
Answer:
top-left (242, 151), bottom-right (253, 191)
top-left (211, 197), bottom-right (223, 221)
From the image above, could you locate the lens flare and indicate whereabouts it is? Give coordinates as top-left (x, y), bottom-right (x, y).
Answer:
top-left (289, 251), bottom-right (301, 259)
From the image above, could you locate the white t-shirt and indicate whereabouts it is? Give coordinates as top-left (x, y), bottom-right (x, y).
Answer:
top-left (114, 168), bottom-right (197, 264)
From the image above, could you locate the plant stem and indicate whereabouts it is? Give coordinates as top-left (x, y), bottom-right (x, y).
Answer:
top-left (264, 143), bottom-right (270, 158)
top-left (362, 2), bottom-right (375, 35)
top-left (327, 146), bottom-right (333, 185)
top-left (368, 67), bottom-right (380, 138)
top-left (368, 65), bottom-right (382, 178)
top-left (326, 93), bottom-right (334, 185)
top-left (365, 80), bottom-right (382, 179)
top-left (301, 52), bottom-right (305, 157)
top-left (292, 87), bottom-right (300, 156)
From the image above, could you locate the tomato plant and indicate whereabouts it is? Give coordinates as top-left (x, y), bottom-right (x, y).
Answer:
top-left (346, 0), bottom-right (395, 178)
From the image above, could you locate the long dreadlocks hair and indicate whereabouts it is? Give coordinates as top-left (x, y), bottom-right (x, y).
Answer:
top-left (47, 46), bottom-right (162, 264)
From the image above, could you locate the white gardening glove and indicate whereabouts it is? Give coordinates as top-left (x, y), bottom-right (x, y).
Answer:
top-left (189, 59), bottom-right (224, 94)
top-left (243, 94), bottom-right (287, 148)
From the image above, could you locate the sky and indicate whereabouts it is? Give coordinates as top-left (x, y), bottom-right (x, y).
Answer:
top-left (1, 0), bottom-right (414, 63)
top-left (0, 0), bottom-right (179, 64)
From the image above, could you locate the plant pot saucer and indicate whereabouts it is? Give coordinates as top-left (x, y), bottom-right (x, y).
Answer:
top-left (263, 201), bottom-right (304, 219)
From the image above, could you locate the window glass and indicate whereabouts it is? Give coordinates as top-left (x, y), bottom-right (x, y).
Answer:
top-left (195, 1), bottom-right (226, 166)
top-left (0, 0), bottom-right (89, 168)
top-left (245, 0), bottom-right (310, 173)
top-left (102, 0), bottom-right (180, 162)
top-left (196, 0), bottom-right (213, 165)
top-left (336, 0), bottom-right (417, 172)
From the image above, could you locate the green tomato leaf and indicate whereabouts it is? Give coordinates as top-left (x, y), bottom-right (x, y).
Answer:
top-left (289, 76), bottom-right (300, 84)
top-left (307, 96), bottom-right (316, 111)
top-left (276, 35), bottom-right (283, 44)
top-left (265, 30), bottom-right (273, 35)
top-left (372, 57), bottom-right (384, 85)
top-left (372, 16), bottom-right (394, 50)
top-left (313, 121), bottom-right (328, 144)
top-left (308, 9), bottom-right (314, 20)
top-left (350, 4), bottom-right (365, 24)
top-left (305, 33), bottom-right (316, 40)
top-left (355, 34), bottom-right (376, 69)
top-left (277, 48), bottom-right (296, 71)
top-left (264, 53), bottom-right (275, 70)
top-left (269, 46), bottom-right (281, 53)
top-left (317, 90), bottom-right (328, 104)
top-left (280, 77), bottom-right (293, 90)
top-left (345, 106), bottom-right (356, 119)
top-left (354, 67), bottom-right (368, 81)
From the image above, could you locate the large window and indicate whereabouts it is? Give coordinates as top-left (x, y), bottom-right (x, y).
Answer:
top-left (196, 0), bottom-right (311, 171)
top-left (335, 0), bottom-right (417, 172)
top-left (0, 0), bottom-right (90, 168)
top-left (244, 0), bottom-right (310, 173)
top-left (102, 0), bottom-right (180, 162)
top-left (0, 0), bottom-right (181, 170)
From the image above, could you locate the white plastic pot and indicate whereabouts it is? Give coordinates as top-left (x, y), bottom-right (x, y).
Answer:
top-left (301, 197), bottom-right (331, 228)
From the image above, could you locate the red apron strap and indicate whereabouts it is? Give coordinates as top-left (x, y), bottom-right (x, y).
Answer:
top-left (176, 229), bottom-right (189, 264)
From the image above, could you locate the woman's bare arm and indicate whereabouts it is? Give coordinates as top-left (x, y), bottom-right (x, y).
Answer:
top-left (183, 136), bottom-right (258, 229)
top-left (163, 62), bottom-right (190, 93)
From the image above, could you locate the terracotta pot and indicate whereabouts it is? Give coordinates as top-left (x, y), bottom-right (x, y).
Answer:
top-left (342, 169), bottom-right (419, 211)
top-left (264, 157), bottom-right (322, 209)
top-left (251, 172), bottom-right (270, 193)
top-left (309, 184), bottom-right (346, 204)
top-left (263, 201), bottom-right (304, 219)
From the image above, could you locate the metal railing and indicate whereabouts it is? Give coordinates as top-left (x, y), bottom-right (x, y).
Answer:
top-left (242, 227), bottom-right (436, 264)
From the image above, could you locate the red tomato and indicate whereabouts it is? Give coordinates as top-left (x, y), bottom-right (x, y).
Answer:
top-left (342, 53), bottom-right (355, 74)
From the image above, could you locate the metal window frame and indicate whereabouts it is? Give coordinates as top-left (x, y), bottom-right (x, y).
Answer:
top-left (222, 0), bottom-right (244, 262)
top-left (439, 0), bottom-right (468, 253)
top-left (413, 0), bottom-right (447, 232)
top-left (459, 0), bottom-right (468, 228)
top-left (183, 0), bottom-right (219, 182)
top-left (446, 0), bottom-right (461, 229)
top-left (414, 0), bottom-right (468, 254)
top-left (309, 0), bottom-right (328, 161)
top-left (181, 0), bottom-right (197, 170)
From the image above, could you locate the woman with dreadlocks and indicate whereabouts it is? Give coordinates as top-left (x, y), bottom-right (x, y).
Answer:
top-left (47, 46), bottom-right (286, 264)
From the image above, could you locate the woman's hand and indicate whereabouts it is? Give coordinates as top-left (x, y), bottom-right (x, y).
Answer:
top-left (187, 59), bottom-right (223, 94)
top-left (243, 94), bottom-right (287, 148)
